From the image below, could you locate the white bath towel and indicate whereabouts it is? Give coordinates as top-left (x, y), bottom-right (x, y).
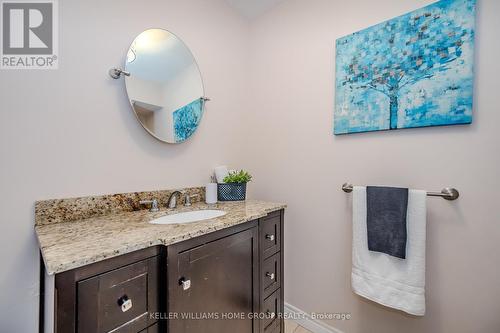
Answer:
top-left (351, 186), bottom-right (427, 316)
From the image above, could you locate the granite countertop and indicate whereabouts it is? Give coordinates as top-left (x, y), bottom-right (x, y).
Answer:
top-left (35, 200), bottom-right (286, 275)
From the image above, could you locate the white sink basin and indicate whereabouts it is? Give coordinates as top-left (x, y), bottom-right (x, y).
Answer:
top-left (149, 210), bottom-right (226, 225)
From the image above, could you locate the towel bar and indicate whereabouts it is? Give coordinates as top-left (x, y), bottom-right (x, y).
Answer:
top-left (341, 183), bottom-right (459, 201)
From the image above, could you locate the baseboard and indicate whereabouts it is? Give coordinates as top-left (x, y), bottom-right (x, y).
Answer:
top-left (284, 303), bottom-right (345, 333)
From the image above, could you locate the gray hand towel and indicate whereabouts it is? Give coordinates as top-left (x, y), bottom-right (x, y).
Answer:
top-left (366, 186), bottom-right (408, 259)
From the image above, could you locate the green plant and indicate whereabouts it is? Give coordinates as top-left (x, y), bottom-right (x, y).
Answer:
top-left (223, 170), bottom-right (252, 184)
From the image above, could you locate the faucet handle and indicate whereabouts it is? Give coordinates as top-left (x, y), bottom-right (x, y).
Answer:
top-left (184, 194), bottom-right (199, 207)
top-left (139, 199), bottom-right (159, 212)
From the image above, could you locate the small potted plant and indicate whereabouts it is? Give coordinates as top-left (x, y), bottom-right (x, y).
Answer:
top-left (218, 170), bottom-right (252, 201)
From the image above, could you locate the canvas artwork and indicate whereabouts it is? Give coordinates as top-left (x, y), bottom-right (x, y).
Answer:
top-left (334, 0), bottom-right (476, 135)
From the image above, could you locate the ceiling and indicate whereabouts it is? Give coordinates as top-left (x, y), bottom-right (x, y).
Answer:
top-left (225, 0), bottom-right (287, 19)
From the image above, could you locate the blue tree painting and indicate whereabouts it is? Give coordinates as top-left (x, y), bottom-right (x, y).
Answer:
top-left (173, 98), bottom-right (203, 143)
top-left (334, 0), bottom-right (476, 134)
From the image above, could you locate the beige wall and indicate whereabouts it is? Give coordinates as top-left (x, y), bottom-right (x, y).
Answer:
top-left (244, 0), bottom-right (500, 332)
top-left (0, 0), bottom-right (250, 331)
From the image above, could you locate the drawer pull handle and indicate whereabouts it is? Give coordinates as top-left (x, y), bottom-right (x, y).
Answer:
top-left (179, 277), bottom-right (191, 291)
top-left (117, 295), bottom-right (133, 313)
top-left (265, 234), bottom-right (275, 241)
top-left (266, 310), bottom-right (276, 319)
top-left (266, 272), bottom-right (275, 280)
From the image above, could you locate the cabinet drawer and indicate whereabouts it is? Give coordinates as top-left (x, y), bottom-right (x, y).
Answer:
top-left (262, 252), bottom-right (281, 299)
top-left (261, 289), bottom-right (281, 333)
top-left (260, 213), bottom-right (281, 258)
top-left (77, 256), bottom-right (159, 333)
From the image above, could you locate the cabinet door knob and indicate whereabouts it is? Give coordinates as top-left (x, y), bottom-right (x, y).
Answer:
top-left (265, 234), bottom-right (275, 241)
top-left (179, 277), bottom-right (191, 291)
top-left (266, 272), bottom-right (275, 280)
top-left (117, 295), bottom-right (133, 312)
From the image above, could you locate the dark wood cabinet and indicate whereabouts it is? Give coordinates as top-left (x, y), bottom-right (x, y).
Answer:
top-left (259, 210), bottom-right (284, 333)
top-left (167, 221), bottom-right (259, 333)
top-left (138, 322), bottom-right (159, 333)
top-left (77, 257), bottom-right (159, 333)
top-left (52, 210), bottom-right (284, 333)
top-left (261, 252), bottom-right (281, 300)
top-left (261, 289), bottom-right (281, 333)
top-left (260, 213), bottom-right (282, 259)
top-left (54, 246), bottom-right (163, 333)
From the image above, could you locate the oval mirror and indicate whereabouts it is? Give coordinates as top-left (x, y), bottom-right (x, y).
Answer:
top-left (124, 29), bottom-right (206, 143)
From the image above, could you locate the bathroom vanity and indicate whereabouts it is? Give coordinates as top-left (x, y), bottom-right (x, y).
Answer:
top-left (35, 188), bottom-right (285, 333)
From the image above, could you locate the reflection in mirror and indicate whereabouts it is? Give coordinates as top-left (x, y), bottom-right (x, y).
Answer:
top-left (124, 29), bottom-right (205, 143)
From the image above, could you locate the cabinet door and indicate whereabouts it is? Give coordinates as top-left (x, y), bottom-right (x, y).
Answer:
top-left (77, 257), bottom-right (159, 333)
top-left (168, 226), bottom-right (259, 333)
top-left (54, 246), bottom-right (162, 333)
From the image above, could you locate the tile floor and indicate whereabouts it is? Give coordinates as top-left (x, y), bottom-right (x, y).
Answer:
top-left (284, 320), bottom-right (313, 333)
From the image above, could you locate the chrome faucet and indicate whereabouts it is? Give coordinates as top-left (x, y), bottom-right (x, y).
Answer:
top-left (139, 199), bottom-right (159, 212)
top-left (167, 191), bottom-right (182, 209)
